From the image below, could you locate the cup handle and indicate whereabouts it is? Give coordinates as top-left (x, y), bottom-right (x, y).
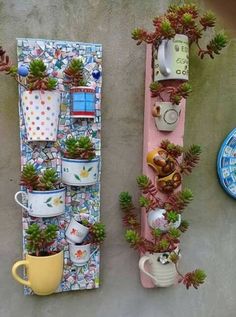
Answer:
top-left (152, 104), bottom-right (161, 118)
top-left (12, 260), bottom-right (31, 287)
top-left (139, 255), bottom-right (158, 283)
top-left (158, 40), bottom-right (171, 76)
top-left (14, 191), bottom-right (29, 212)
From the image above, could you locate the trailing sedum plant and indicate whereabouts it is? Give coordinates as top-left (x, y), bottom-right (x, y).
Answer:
top-left (0, 47), bottom-right (57, 90)
top-left (20, 163), bottom-right (61, 191)
top-left (63, 136), bottom-right (96, 160)
top-left (119, 191), bottom-right (206, 289)
top-left (26, 223), bottom-right (58, 256)
top-left (131, 3), bottom-right (228, 59)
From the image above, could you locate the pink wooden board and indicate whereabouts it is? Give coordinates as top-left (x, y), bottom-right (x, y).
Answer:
top-left (140, 44), bottom-right (186, 288)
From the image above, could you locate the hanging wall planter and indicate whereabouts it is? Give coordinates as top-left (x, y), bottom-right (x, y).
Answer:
top-left (147, 208), bottom-right (181, 232)
top-left (65, 218), bottom-right (89, 244)
top-left (12, 224), bottom-right (64, 296)
top-left (61, 136), bottom-right (99, 186)
top-left (64, 59), bottom-right (96, 119)
top-left (14, 164), bottom-right (65, 217)
top-left (22, 90), bottom-right (60, 141)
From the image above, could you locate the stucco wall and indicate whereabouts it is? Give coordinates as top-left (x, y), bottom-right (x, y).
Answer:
top-left (0, 1), bottom-right (235, 316)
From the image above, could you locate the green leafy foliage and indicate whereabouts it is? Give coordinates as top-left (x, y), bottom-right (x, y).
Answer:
top-left (166, 210), bottom-right (179, 223)
top-left (64, 136), bottom-right (96, 160)
top-left (26, 223), bottom-right (58, 256)
top-left (20, 164), bottom-right (40, 191)
top-left (179, 219), bottom-right (190, 232)
top-left (119, 192), bottom-right (134, 210)
top-left (181, 145), bottom-right (202, 175)
top-left (64, 58), bottom-right (87, 87)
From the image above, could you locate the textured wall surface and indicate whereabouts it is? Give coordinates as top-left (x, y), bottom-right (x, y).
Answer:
top-left (0, 1), bottom-right (235, 317)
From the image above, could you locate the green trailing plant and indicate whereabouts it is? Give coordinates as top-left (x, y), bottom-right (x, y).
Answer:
top-left (79, 219), bottom-right (106, 245)
top-left (64, 58), bottom-right (87, 87)
top-left (0, 47), bottom-right (57, 90)
top-left (26, 223), bottom-right (58, 256)
top-left (63, 136), bottom-right (96, 160)
top-left (119, 192), bottom-right (206, 289)
top-left (131, 3), bottom-right (228, 59)
top-left (20, 163), bottom-right (61, 191)
top-left (180, 144), bottom-right (202, 175)
top-left (150, 82), bottom-right (192, 105)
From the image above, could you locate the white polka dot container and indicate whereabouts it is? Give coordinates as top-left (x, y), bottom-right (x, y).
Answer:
top-left (14, 188), bottom-right (65, 218)
top-left (21, 90), bottom-right (61, 141)
top-left (61, 158), bottom-right (100, 186)
top-left (152, 102), bottom-right (181, 132)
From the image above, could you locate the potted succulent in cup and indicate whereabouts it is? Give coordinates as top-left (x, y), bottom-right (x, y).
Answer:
top-left (131, 3), bottom-right (228, 81)
top-left (67, 219), bottom-right (106, 266)
top-left (119, 192), bottom-right (206, 289)
top-left (61, 136), bottom-right (99, 186)
top-left (150, 82), bottom-right (192, 132)
top-left (146, 139), bottom-right (201, 193)
top-left (12, 223), bottom-right (64, 296)
top-left (14, 163), bottom-right (65, 217)
top-left (0, 47), bottom-right (60, 141)
top-left (64, 58), bottom-right (96, 118)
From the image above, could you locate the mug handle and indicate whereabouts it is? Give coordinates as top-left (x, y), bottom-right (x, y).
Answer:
top-left (152, 104), bottom-right (161, 118)
top-left (12, 260), bottom-right (31, 287)
top-left (14, 191), bottom-right (29, 212)
top-left (139, 255), bottom-right (158, 283)
top-left (158, 40), bottom-right (171, 76)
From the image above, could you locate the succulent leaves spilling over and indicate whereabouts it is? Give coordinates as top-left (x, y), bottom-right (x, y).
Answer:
top-left (20, 163), bottom-right (61, 191)
top-left (150, 82), bottom-right (192, 105)
top-left (132, 3), bottom-right (228, 59)
top-left (0, 49), bottom-right (57, 90)
top-left (26, 223), bottom-right (58, 256)
top-left (64, 58), bottom-right (87, 87)
top-left (180, 145), bottom-right (202, 175)
top-left (63, 136), bottom-right (96, 160)
top-left (119, 192), bottom-right (206, 289)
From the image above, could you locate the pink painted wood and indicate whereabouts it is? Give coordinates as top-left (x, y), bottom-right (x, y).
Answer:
top-left (140, 44), bottom-right (186, 288)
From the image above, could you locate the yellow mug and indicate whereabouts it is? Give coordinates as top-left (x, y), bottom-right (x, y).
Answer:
top-left (12, 251), bottom-right (64, 296)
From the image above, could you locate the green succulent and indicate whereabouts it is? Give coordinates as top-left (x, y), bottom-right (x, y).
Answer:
top-left (179, 189), bottom-right (193, 203)
top-left (26, 223), bottom-right (58, 256)
top-left (20, 163), bottom-right (39, 190)
top-left (64, 58), bottom-right (87, 87)
top-left (139, 196), bottom-right (150, 208)
top-left (39, 168), bottom-right (59, 190)
top-left (136, 175), bottom-right (150, 188)
top-left (64, 136), bottom-right (96, 160)
top-left (179, 219), bottom-right (190, 232)
top-left (166, 210), bottom-right (179, 223)
top-left (168, 228), bottom-right (181, 239)
top-left (151, 228), bottom-right (162, 239)
top-left (119, 192), bottom-right (133, 210)
top-left (160, 18), bottom-right (175, 39)
top-left (183, 269), bottom-right (207, 289)
top-left (157, 239), bottom-right (170, 252)
top-left (90, 222), bottom-right (106, 244)
top-left (125, 229), bottom-right (140, 245)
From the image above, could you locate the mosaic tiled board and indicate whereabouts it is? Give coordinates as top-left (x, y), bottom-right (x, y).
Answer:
top-left (140, 44), bottom-right (186, 288)
top-left (217, 128), bottom-right (236, 199)
top-left (16, 38), bottom-right (102, 294)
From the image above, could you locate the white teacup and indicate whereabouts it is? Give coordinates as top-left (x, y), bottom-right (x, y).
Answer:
top-left (69, 243), bottom-right (98, 266)
top-left (153, 34), bottom-right (189, 81)
top-left (14, 188), bottom-right (65, 218)
top-left (65, 218), bottom-right (89, 244)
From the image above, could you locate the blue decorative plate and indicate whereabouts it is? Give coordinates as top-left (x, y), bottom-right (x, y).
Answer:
top-left (217, 128), bottom-right (236, 199)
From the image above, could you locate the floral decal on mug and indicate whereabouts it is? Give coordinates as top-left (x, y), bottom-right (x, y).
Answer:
top-left (44, 196), bottom-right (63, 207)
top-left (70, 228), bottom-right (84, 237)
top-left (75, 250), bottom-right (87, 259)
top-left (74, 166), bottom-right (93, 181)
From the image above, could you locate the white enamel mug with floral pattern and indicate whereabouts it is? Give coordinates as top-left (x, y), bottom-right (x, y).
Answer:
top-left (14, 188), bottom-right (65, 218)
top-left (69, 244), bottom-right (98, 266)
